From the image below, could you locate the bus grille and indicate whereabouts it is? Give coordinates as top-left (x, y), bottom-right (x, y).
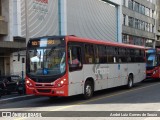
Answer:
top-left (37, 89), bottom-right (51, 93)
top-left (35, 84), bottom-right (54, 87)
top-left (147, 73), bottom-right (152, 77)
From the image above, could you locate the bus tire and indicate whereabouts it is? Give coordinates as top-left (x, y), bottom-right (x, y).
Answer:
top-left (83, 80), bottom-right (94, 99)
top-left (127, 75), bottom-right (133, 88)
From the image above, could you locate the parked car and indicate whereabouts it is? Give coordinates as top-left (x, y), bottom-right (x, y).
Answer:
top-left (17, 79), bottom-right (25, 95)
top-left (0, 75), bottom-right (20, 94)
top-left (0, 76), bottom-right (7, 97)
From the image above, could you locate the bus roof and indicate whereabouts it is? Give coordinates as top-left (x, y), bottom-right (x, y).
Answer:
top-left (146, 48), bottom-right (160, 51)
top-left (29, 36), bottom-right (65, 40)
top-left (66, 36), bottom-right (145, 50)
top-left (28, 35), bottom-right (145, 49)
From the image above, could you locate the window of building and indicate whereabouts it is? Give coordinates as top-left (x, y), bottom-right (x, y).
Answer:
top-left (146, 39), bottom-right (153, 47)
top-left (139, 20), bottom-right (142, 29)
top-left (145, 22), bottom-right (149, 31)
top-left (122, 34), bottom-right (128, 44)
top-left (152, 10), bottom-right (154, 18)
top-left (150, 9), bottom-right (153, 18)
top-left (145, 22), bottom-right (148, 31)
top-left (141, 5), bottom-right (145, 15)
top-left (128, 36), bottom-right (145, 46)
top-left (0, 0), bottom-right (2, 16)
top-left (128, 17), bottom-right (134, 27)
top-left (134, 2), bottom-right (139, 12)
top-left (123, 0), bottom-right (126, 6)
top-left (148, 23), bottom-right (150, 32)
top-left (139, 4), bottom-right (142, 14)
top-left (128, 0), bottom-right (134, 10)
top-left (129, 35), bottom-right (133, 44)
top-left (141, 21), bottom-right (145, 30)
top-left (123, 14), bottom-right (126, 25)
top-left (152, 25), bottom-right (154, 33)
top-left (150, 24), bottom-right (152, 32)
top-left (135, 18), bottom-right (138, 29)
top-left (133, 36), bottom-right (138, 45)
top-left (138, 20), bottom-right (141, 29)
top-left (145, 7), bottom-right (150, 16)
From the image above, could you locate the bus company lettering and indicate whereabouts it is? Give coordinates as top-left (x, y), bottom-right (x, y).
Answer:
top-left (33, 0), bottom-right (49, 21)
top-left (95, 67), bottom-right (109, 75)
top-left (35, 0), bottom-right (48, 4)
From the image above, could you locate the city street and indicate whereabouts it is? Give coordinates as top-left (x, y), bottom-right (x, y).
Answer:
top-left (0, 0), bottom-right (159, 120)
top-left (0, 80), bottom-right (160, 120)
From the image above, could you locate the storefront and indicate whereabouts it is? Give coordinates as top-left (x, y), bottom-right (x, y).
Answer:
top-left (0, 40), bottom-right (25, 76)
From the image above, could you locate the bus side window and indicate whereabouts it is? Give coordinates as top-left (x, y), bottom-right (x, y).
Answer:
top-left (95, 45), bottom-right (99, 63)
top-left (85, 44), bottom-right (94, 64)
top-left (68, 46), bottom-right (82, 71)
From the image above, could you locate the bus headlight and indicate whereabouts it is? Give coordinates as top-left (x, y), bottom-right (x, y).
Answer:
top-left (57, 80), bottom-right (64, 87)
top-left (26, 80), bottom-right (33, 87)
top-left (16, 82), bottom-right (19, 85)
top-left (56, 79), bottom-right (66, 87)
top-left (61, 81), bottom-right (64, 84)
top-left (153, 70), bottom-right (157, 74)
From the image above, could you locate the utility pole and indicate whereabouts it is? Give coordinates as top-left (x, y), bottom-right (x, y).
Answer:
top-left (25, 0), bottom-right (29, 45)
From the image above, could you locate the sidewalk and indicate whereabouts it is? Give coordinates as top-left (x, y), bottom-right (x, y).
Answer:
top-left (0, 93), bottom-right (37, 104)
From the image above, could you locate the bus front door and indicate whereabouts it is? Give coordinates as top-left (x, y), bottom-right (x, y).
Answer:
top-left (68, 45), bottom-right (84, 96)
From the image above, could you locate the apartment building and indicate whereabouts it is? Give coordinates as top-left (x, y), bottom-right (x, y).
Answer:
top-left (122, 0), bottom-right (156, 47)
top-left (155, 0), bottom-right (160, 46)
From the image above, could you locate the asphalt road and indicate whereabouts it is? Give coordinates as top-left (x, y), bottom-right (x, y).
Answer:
top-left (0, 80), bottom-right (160, 120)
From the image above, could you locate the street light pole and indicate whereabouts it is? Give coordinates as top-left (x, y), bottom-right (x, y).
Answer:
top-left (21, 0), bottom-right (29, 94)
top-left (25, 0), bottom-right (29, 45)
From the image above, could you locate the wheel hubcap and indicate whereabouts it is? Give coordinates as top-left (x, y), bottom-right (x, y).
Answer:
top-left (129, 78), bottom-right (132, 87)
top-left (86, 85), bottom-right (92, 96)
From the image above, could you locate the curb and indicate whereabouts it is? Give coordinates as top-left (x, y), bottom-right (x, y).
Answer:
top-left (0, 95), bottom-right (38, 104)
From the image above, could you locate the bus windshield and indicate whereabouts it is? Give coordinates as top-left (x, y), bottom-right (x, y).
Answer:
top-left (27, 38), bottom-right (66, 76)
top-left (146, 53), bottom-right (157, 67)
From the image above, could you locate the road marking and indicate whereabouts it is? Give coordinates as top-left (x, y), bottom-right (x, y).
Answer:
top-left (14, 82), bottom-right (160, 120)
top-left (50, 82), bottom-right (160, 111)
top-left (15, 117), bottom-right (27, 120)
top-left (0, 95), bottom-right (34, 102)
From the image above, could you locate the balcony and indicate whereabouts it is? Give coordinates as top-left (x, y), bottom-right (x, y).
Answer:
top-left (0, 16), bottom-right (8, 35)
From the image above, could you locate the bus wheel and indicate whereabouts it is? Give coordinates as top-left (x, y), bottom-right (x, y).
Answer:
top-left (83, 81), bottom-right (94, 99)
top-left (127, 75), bottom-right (133, 88)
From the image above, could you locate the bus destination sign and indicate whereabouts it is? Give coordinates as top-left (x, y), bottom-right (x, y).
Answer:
top-left (31, 40), bottom-right (61, 46)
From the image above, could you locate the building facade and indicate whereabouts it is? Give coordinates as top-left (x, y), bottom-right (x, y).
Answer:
top-left (0, 0), bottom-right (25, 76)
top-left (17, 0), bottom-right (122, 43)
top-left (155, 0), bottom-right (160, 46)
top-left (12, 0), bottom-right (122, 77)
top-left (0, 0), bottom-right (160, 76)
top-left (122, 0), bottom-right (156, 47)
top-left (17, 0), bottom-right (158, 47)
